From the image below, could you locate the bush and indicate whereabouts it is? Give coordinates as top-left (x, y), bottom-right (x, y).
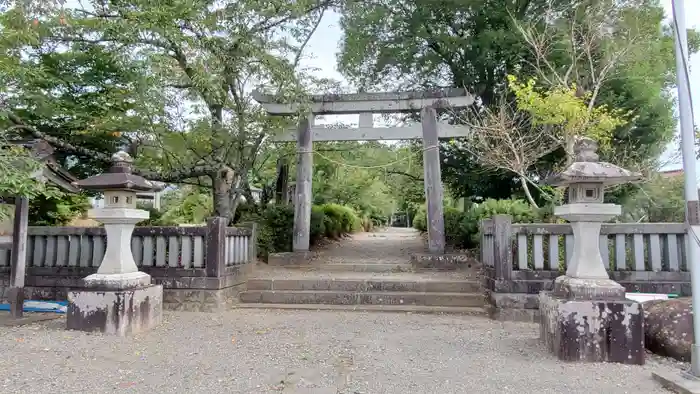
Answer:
top-left (444, 207), bottom-right (464, 246)
top-left (412, 205), bottom-right (427, 232)
top-left (321, 203), bottom-right (360, 238)
top-left (460, 198), bottom-right (539, 248)
top-left (310, 206), bottom-right (326, 243)
top-left (412, 199), bottom-right (540, 249)
top-left (235, 203), bottom-right (362, 259)
top-left (260, 204), bottom-right (295, 255)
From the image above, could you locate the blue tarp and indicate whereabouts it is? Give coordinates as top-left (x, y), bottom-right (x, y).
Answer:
top-left (0, 300), bottom-right (67, 313)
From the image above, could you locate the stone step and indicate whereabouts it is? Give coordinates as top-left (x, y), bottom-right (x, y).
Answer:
top-left (269, 263), bottom-right (480, 275)
top-left (247, 278), bottom-right (481, 293)
top-left (240, 290), bottom-right (485, 307)
top-left (237, 303), bottom-right (488, 316)
top-left (318, 263), bottom-right (412, 273)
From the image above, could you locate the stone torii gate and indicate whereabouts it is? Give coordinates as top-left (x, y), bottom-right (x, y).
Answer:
top-left (253, 89), bottom-right (474, 258)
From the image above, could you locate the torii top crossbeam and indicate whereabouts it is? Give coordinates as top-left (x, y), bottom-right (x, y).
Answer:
top-left (252, 89), bottom-right (475, 115)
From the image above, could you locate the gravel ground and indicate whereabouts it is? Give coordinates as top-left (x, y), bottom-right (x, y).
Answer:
top-left (0, 310), bottom-right (676, 394)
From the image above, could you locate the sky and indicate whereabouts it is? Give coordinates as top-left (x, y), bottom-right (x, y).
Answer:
top-left (297, 1), bottom-right (700, 171)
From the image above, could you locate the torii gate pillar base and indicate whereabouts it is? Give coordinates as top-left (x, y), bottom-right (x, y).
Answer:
top-left (268, 251), bottom-right (314, 266)
top-left (410, 253), bottom-right (479, 273)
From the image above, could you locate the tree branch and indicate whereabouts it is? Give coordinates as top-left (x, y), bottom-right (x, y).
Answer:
top-left (387, 170), bottom-right (423, 182)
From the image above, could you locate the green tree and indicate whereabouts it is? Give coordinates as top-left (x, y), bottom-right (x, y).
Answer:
top-left (621, 175), bottom-right (685, 223)
top-left (337, 0), bottom-right (697, 202)
top-left (1, 0), bottom-right (332, 221)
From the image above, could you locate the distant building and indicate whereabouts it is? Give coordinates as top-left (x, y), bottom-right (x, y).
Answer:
top-left (90, 181), bottom-right (167, 210)
top-left (1, 139), bottom-right (80, 245)
top-left (659, 169), bottom-right (684, 178)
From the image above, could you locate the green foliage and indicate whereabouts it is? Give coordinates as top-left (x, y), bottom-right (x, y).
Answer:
top-left (310, 141), bottom-right (402, 219)
top-left (338, 0), bottom-right (691, 202)
top-left (234, 203), bottom-right (363, 260)
top-left (320, 203), bottom-right (360, 238)
top-left (0, 141), bottom-right (61, 210)
top-left (135, 202), bottom-right (165, 227)
top-left (158, 189), bottom-right (212, 225)
top-left (412, 205), bottom-right (427, 233)
top-left (0, 139), bottom-right (64, 220)
top-left (508, 75), bottom-right (629, 151)
top-left (414, 199), bottom-right (539, 248)
top-left (28, 193), bottom-right (90, 226)
top-left (0, 0), bottom-right (330, 220)
top-left (621, 175), bottom-right (685, 222)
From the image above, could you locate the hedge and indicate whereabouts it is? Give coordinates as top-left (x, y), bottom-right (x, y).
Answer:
top-left (413, 198), bottom-right (543, 249)
top-left (236, 203), bottom-right (364, 260)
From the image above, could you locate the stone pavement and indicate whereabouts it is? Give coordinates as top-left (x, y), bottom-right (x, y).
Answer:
top-left (313, 227), bottom-right (425, 266)
top-left (0, 309), bottom-right (676, 393)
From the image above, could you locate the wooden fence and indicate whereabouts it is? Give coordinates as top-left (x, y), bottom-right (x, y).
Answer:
top-left (480, 215), bottom-right (692, 321)
top-left (0, 217), bottom-right (257, 278)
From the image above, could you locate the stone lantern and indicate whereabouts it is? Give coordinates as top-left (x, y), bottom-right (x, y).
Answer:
top-left (67, 151), bottom-right (162, 335)
top-left (539, 137), bottom-right (645, 364)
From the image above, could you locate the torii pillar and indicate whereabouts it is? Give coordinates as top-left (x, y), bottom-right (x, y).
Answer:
top-left (420, 106), bottom-right (446, 254)
top-left (293, 114), bottom-right (314, 252)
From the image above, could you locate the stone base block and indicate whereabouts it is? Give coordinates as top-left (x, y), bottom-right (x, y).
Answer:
top-left (488, 305), bottom-right (540, 323)
top-left (268, 251), bottom-right (313, 266)
top-left (652, 370), bottom-right (700, 394)
top-left (67, 284), bottom-right (163, 336)
top-left (410, 253), bottom-right (479, 272)
top-left (553, 276), bottom-right (626, 300)
top-left (488, 292), bottom-right (540, 322)
top-left (539, 291), bottom-right (644, 364)
top-left (163, 284), bottom-right (245, 312)
top-left (82, 271), bottom-right (152, 290)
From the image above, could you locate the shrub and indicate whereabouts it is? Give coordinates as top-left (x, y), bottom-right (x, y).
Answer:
top-left (412, 205), bottom-right (427, 232)
top-left (310, 206), bottom-right (326, 243)
top-left (460, 198), bottom-right (539, 248)
top-left (321, 203), bottom-right (360, 238)
top-left (444, 207), bottom-right (465, 247)
top-left (260, 204), bottom-right (295, 254)
top-left (236, 203), bottom-right (362, 259)
top-left (412, 199), bottom-right (540, 249)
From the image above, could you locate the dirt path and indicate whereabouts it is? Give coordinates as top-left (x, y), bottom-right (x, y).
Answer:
top-left (314, 227), bottom-right (425, 265)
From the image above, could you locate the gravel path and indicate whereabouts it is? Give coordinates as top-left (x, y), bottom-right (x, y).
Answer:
top-left (315, 227), bottom-right (424, 265)
top-left (0, 310), bottom-right (674, 394)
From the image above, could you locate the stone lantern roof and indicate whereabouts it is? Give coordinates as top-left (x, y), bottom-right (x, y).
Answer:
top-left (546, 137), bottom-right (643, 186)
top-left (74, 151), bottom-right (156, 192)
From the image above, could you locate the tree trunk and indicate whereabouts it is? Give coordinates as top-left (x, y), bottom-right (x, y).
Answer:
top-left (275, 158), bottom-right (289, 204)
top-left (211, 169), bottom-right (235, 222)
top-left (565, 136), bottom-right (576, 165)
top-left (520, 176), bottom-right (539, 208)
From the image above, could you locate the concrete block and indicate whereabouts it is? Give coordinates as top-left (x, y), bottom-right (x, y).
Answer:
top-left (67, 284), bottom-right (162, 336)
top-left (539, 291), bottom-right (645, 364)
top-left (652, 370), bottom-right (700, 394)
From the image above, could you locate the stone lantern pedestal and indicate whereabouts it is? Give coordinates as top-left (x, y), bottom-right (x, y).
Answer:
top-left (538, 138), bottom-right (645, 365)
top-left (67, 152), bottom-right (162, 336)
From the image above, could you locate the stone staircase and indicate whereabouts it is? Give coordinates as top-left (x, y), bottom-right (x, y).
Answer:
top-left (239, 263), bottom-right (487, 315)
